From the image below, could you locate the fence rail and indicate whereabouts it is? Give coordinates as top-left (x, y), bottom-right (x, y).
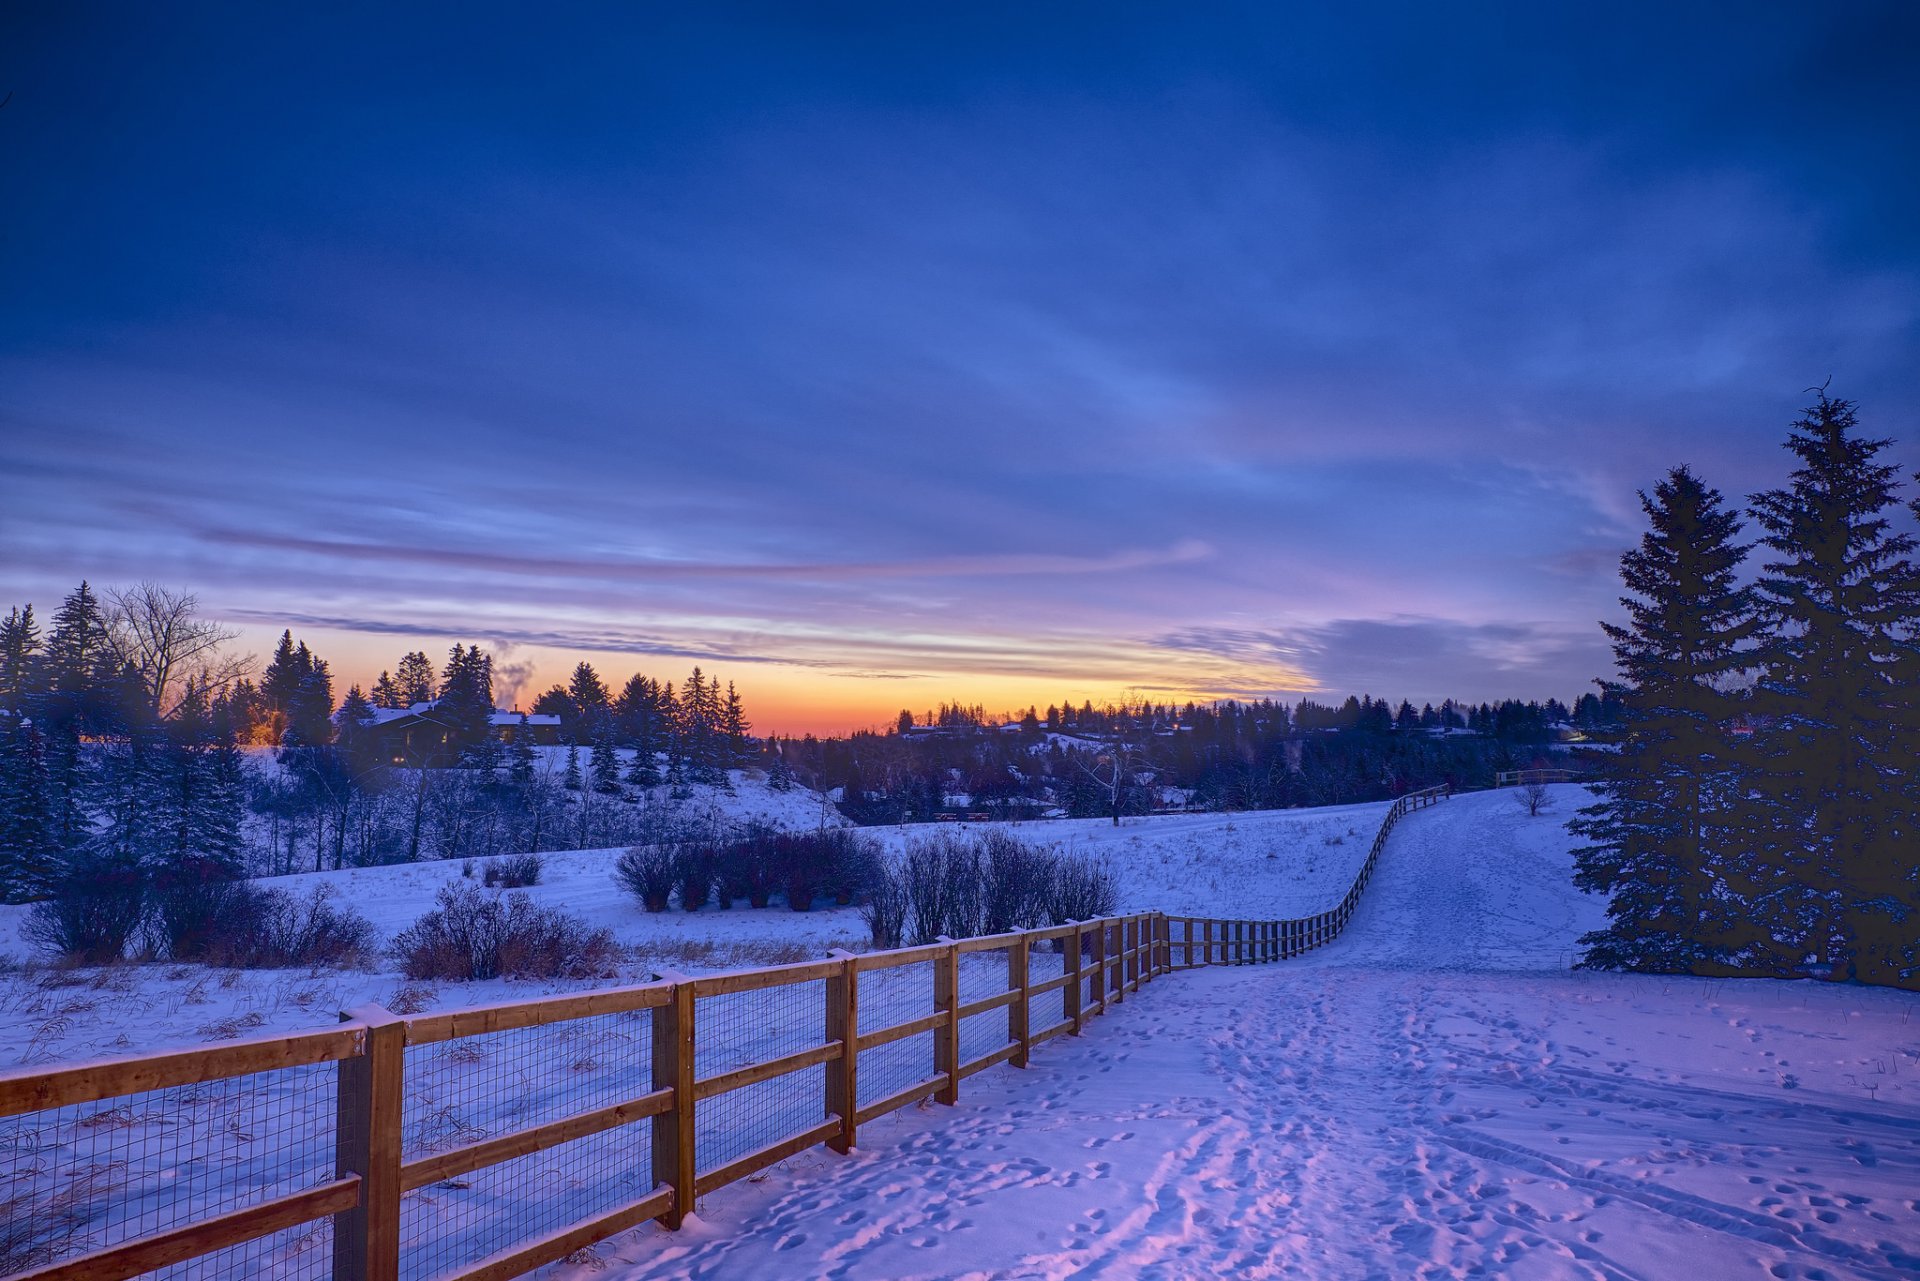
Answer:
top-left (1493, 767), bottom-right (1584, 787)
top-left (0, 784), bottom-right (1447, 1281)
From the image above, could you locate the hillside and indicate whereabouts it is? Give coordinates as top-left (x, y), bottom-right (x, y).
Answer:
top-left (566, 786), bottom-right (1920, 1281)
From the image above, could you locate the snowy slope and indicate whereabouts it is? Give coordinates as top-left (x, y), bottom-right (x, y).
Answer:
top-left (0, 797), bottom-right (1389, 1066)
top-left (563, 786), bottom-right (1920, 1281)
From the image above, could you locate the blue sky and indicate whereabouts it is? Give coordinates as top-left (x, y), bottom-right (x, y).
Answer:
top-left (3, 3), bottom-right (1917, 731)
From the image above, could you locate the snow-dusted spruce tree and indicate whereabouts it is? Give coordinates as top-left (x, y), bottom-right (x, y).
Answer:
top-left (1571, 466), bottom-right (1761, 974)
top-left (1745, 393), bottom-right (1920, 986)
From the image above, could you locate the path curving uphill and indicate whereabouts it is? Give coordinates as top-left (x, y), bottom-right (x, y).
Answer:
top-left (579, 787), bottom-right (1920, 1281)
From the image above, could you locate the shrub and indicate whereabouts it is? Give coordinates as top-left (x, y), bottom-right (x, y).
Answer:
top-left (1045, 851), bottom-right (1118, 925)
top-left (614, 844), bottom-right (679, 912)
top-left (239, 886), bottom-right (378, 968)
top-left (158, 882), bottom-right (377, 969)
top-left (861, 861), bottom-right (909, 950)
top-left (979, 830), bottom-right (1054, 933)
top-left (900, 833), bottom-right (984, 943)
top-left (394, 883), bottom-right (617, 981)
top-left (152, 874), bottom-right (258, 962)
top-left (23, 860), bottom-right (146, 964)
top-left (720, 826), bottom-right (781, 907)
top-left (676, 845), bottom-right (715, 911)
top-left (775, 829), bottom-right (878, 912)
top-left (483, 853), bottom-right (544, 888)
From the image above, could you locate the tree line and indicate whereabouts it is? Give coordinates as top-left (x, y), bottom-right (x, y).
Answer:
top-left (1574, 392), bottom-right (1920, 989)
top-left (0, 593), bottom-right (763, 899)
top-left (770, 690), bottom-right (1615, 827)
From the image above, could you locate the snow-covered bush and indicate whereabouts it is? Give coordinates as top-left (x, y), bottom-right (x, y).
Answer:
top-left (22, 859), bottom-right (146, 964)
top-left (159, 881), bottom-right (375, 968)
top-left (676, 845), bottom-right (715, 912)
top-left (395, 883), bottom-right (616, 981)
top-left (614, 844), bottom-right (679, 912)
top-left (483, 853), bottom-right (544, 888)
top-left (980, 829), bottom-right (1055, 933)
top-left (1045, 852), bottom-right (1118, 926)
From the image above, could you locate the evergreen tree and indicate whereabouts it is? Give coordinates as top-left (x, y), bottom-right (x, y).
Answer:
top-left (1571, 467), bottom-right (1760, 974)
top-left (0, 604), bottom-right (41, 709)
top-left (436, 644), bottom-right (495, 761)
top-left (1747, 393), bottom-right (1920, 984)
top-left (721, 681), bottom-right (750, 771)
top-left (371, 670), bottom-right (405, 709)
top-left (566, 662), bottom-right (611, 738)
top-left (590, 731), bottom-right (621, 794)
top-left (563, 743), bottom-right (582, 791)
top-left (0, 712), bottom-right (57, 900)
top-left (395, 651), bottom-right (436, 706)
top-left (509, 714), bottom-right (537, 792)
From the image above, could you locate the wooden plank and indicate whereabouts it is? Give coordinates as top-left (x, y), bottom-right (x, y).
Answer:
top-left (934, 940), bottom-right (959, 1105)
top-left (335, 1004), bottom-right (403, 1281)
top-left (959, 1041), bottom-right (1020, 1079)
top-left (955, 930), bottom-right (1025, 953)
top-left (404, 981), bottom-right (670, 1045)
top-left (402, 1088), bottom-right (672, 1192)
top-left (652, 970), bottom-right (696, 1230)
top-left (853, 1072), bottom-right (950, 1126)
top-left (825, 950), bottom-right (857, 1155)
top-left (957, 988), bottom-right (1020, 1020)
top-left (690, 957), bottom-right (840, 996)
top-left (0, 1024), bottom-right (363, 1118)
top-left (695, 1119), bottom-right (841, 1197)
top-left (1031, 1016), bottom-right (1075, 1044)
top-left (1028, 971), bottom-right (1075, 997)
top-left (694, 1040), bottom-right (841, 1102)
top-left (1025, 922), bottom-right (1080, 941)
top-left (441, 1185), bottom-right (674, 1281)
top-left (851, 940), bottom-right (950, 971)
top-left (856, 1008), bottom-right (946, 1051)
top-left (12, 1178), bottom-right (360, 1281)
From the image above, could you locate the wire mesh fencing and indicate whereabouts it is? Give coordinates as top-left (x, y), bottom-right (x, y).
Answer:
top-left (955, 945), bottom-right (1016, 1071)
top-left (0, 1049), bottom-right (343, 1280)
top-left (692, 975), bottom-right (831, 1181)
top-left (398, 1007), bottom-right (657, 1280)
top-left (854, 960), bottom-right (936, 1111)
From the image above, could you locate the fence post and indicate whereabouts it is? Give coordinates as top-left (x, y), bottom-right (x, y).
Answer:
top-left (1126, 917), bottom-right (1140, 992)
top-left (335, 1004), bottom-right (404, 1281)
top-left (650, 970), bottom-right (697, 1228)
top-left (1088, 920), bottom-right (1106, 1014)
top-left (1066, 921), bottom-right (1085, 1034)
top-left (825, 950), bottom-right (859, 1153)
top-left (1010, 935), bottom-right (1030, 1068)
top-left (1107, 922), bottom-right (1124, 1004)
top-left (935, 937), bottom-right (960, 1105)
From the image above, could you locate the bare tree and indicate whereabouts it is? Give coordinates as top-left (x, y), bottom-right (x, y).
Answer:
top-left (1516, 775), bottom-right (1552, 817)
top-left (103, 582), bottom-right (247, 716)
top-left (1075, 740), bottom-right (1147, 826)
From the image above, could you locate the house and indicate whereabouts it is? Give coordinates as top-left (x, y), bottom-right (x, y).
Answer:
top-left (350, 701), bottom-right (563, 762)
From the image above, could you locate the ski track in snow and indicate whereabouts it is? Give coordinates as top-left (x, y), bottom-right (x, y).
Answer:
top-left (572, 788), bottom-right (1920, 1281)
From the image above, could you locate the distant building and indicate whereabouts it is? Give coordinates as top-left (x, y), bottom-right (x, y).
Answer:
top-left (350, 701), bottom-right (563, 761)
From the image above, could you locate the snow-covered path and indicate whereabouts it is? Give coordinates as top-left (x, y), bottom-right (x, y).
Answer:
top-left (570, 788), bottom-right (1920, 1280)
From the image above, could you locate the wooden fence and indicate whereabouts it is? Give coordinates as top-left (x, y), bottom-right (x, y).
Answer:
top-left (1492, 767), bottom-right (1584, 788)
top-left (0, 785), bottom-right (1447, 1281)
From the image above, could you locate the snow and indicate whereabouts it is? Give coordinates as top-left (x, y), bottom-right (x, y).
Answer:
top-left (551, 786), bottom-right (1920, 1281)
top-left (0, 792), bottom-right (1390, 1063)
top-left (4, 785), bottom-right (1916, 1280)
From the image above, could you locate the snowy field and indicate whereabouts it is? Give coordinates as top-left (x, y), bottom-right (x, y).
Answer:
top-left (0, 787), bottom-right (1389, 1067)
top-left (555, 786), bottom-right (1920, 1281)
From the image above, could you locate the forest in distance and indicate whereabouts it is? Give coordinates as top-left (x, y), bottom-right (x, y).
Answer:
top-left (0, 574), bottom-right (1594, 901)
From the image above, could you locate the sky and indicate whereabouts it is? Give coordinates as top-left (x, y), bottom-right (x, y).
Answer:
top-left (3, 3), bottom-right (1918, 735)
